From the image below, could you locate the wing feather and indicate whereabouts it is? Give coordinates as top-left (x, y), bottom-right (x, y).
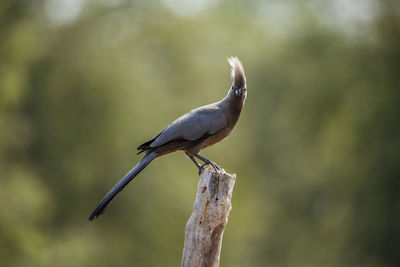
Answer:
top-left (150, 104), bottom-right (227, 148)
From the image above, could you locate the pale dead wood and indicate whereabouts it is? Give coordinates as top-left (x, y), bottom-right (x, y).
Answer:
top-left (182, 166), bottom-right (236, 267)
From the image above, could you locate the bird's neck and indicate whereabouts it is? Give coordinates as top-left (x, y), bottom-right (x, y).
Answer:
top-left (220, 96), bottom-right (243, 127)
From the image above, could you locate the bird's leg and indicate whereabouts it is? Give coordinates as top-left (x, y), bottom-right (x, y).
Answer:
top-left (185, 152), bottom-right (202, 173)
top-left (194, 154), bottom-right (222, 172)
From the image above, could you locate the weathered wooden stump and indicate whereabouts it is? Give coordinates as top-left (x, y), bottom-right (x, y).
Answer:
top-left (181, 166), bottom-right (236, 267)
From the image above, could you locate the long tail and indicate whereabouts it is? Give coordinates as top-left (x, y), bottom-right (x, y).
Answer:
top-left (89, 152), bottom-right (158, 220)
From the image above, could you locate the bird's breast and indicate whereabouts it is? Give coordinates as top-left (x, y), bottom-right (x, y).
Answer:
top-left (184, 127), bottom-right (232, 156)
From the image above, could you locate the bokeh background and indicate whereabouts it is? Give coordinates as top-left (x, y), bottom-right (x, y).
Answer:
top-left (1, 0), bottom-right (399, 266)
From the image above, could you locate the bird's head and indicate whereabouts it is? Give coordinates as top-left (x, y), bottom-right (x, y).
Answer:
top-left (228, 57), bottom-right (247, 102)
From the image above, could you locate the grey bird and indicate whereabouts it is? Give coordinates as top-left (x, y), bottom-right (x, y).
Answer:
top-left (89, 57), bottom-right (247, 220)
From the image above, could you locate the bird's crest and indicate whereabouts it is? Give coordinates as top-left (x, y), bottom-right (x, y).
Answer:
top-left (228, 57), bottom-right (246, 88)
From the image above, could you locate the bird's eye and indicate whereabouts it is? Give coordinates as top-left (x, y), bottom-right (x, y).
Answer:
top-left (243, 88), bottom-right (247, 91)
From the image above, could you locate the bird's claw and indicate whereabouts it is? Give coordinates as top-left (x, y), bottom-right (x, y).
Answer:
top-left (198, 161), bottom-right (222, 175)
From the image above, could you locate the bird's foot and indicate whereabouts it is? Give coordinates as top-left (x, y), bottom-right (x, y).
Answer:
top-left (193, 154), bottom-right (223, 175)
top-left (198, 161), bottom-right (222, 175)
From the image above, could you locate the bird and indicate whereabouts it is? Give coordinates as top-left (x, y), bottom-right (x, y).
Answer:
top-left (89, 57), bottom-right (247, 220)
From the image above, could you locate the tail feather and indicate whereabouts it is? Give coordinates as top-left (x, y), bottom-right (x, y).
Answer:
top-left (89, 152), bottom-right (158, 220)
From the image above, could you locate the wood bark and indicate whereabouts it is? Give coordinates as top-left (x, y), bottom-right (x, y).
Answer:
top-left (181, 166), bottom-right (236, 267)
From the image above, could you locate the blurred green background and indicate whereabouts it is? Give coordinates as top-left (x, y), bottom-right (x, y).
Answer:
top-left (1, 0), bottom-right (399, 266)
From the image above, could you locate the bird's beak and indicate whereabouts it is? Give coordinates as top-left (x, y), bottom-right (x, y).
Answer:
top-left (234, 88), bottom-right (241, 96)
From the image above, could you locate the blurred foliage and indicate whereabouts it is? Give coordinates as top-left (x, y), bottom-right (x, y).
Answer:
top-left (0, 0), bottom-right (399, 266)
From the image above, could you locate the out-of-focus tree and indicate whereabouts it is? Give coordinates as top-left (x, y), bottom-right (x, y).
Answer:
top-left (0, 0), bottom-right (399, 266)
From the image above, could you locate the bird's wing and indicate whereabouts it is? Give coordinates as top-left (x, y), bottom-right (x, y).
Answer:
top-left (150, 103), bottom-right (227, 148)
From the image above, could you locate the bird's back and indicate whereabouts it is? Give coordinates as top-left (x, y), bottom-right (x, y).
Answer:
top-left (149, 101), bottom-right (228, 148)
